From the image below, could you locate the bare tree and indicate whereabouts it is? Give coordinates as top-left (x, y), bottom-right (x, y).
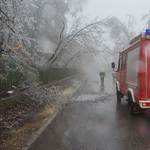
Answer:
top-left (141, 10), bottom-right (150, 29)
top-left (108, 15), bottom-right (136, 63)
top-left (42, 14), bottom-right (111, 67)
top-left (108, 15), bottom-right (136, 45)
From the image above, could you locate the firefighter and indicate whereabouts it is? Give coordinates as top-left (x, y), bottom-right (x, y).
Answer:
top-left (99, 68), bottom-right (106, 84)
top-left (112, 71), bottom-right (116, 83)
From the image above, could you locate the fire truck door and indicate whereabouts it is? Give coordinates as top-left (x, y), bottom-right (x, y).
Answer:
top-left (146, 45), bottom-right (150, 99)
top-left (120, 52), bottom-right (126, 94)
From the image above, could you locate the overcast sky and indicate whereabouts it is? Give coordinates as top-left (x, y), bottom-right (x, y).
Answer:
top-left (77, 0), bottom-right (150, 34)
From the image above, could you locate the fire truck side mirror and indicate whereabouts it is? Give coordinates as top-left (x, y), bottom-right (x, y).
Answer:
top-left (111, 62), bottom-right (115, 69)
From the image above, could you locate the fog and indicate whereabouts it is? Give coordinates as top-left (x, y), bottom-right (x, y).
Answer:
top-left (70, 0), bottom-right (150, 77)
top-left (2, 1), bottom-right (150, 150)
top-left (80, 54), bottom-right (114, 79)
top-left (77, 0), bottom-right (150, 32)
top-left (39, 36), bottom-right (56, 54)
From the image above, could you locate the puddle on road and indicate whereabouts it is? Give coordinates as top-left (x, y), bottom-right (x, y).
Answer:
top-left (71, 76), bottom-right (116, 102)
top-left (71, 92), bottom-right (115, 102)
top-left (71, 94), bottom-right (105, 102)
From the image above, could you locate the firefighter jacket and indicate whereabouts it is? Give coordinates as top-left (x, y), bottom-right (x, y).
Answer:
top-left (99, 71), bottom-right (105, 77)
top-left (113, 72), bottom-right (116, 77)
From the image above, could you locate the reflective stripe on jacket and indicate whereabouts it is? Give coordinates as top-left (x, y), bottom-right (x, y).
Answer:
top-left (113, 72), bottom-right (116, 77)
top-left (99, 71), bottom-right (105, 77)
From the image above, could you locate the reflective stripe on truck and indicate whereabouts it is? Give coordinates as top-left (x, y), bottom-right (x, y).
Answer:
top-left (127, 88), bottom-right (135, 103)
top-left (116, 81), bottom-right (120, 91)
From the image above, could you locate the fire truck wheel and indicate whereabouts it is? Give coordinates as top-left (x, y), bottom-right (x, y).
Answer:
top-left (116, 87), bottom-right (121, 103)
top-left (128, 93), bottom-right (134, 115)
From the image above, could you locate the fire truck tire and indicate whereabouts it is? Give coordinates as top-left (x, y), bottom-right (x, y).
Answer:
top-left (128, 93), bottom-right (135, 115)
top-left (116, 87), bottom-right (121, 103)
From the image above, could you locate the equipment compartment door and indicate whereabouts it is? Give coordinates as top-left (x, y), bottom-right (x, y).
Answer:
top-left (126, 47), bottom-right (140, 89)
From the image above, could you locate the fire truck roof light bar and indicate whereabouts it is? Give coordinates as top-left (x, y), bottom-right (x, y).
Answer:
top-left (123, 29), bottom-right (150, 50)
top-left (145, 29), bottom-right (150, 39)
top-left (146, 29), bottom-right (150, 34)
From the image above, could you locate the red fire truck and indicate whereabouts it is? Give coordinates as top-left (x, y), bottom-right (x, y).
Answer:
top-left (111, 29), bottom-right (150, 115)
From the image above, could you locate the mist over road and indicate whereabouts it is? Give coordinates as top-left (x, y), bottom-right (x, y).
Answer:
top-left (28, 76), bottom-right (150, 150)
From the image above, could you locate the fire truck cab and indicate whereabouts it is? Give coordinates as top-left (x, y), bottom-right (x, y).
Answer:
top-left (112, 29), bottom-right (150, 115)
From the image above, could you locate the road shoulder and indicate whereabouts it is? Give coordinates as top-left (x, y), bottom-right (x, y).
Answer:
top-left (21, 76), bottom-right (83, 150)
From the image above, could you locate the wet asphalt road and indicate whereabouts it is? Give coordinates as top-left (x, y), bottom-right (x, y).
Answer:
top-left (28, 76), bottom-right (150, 150)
